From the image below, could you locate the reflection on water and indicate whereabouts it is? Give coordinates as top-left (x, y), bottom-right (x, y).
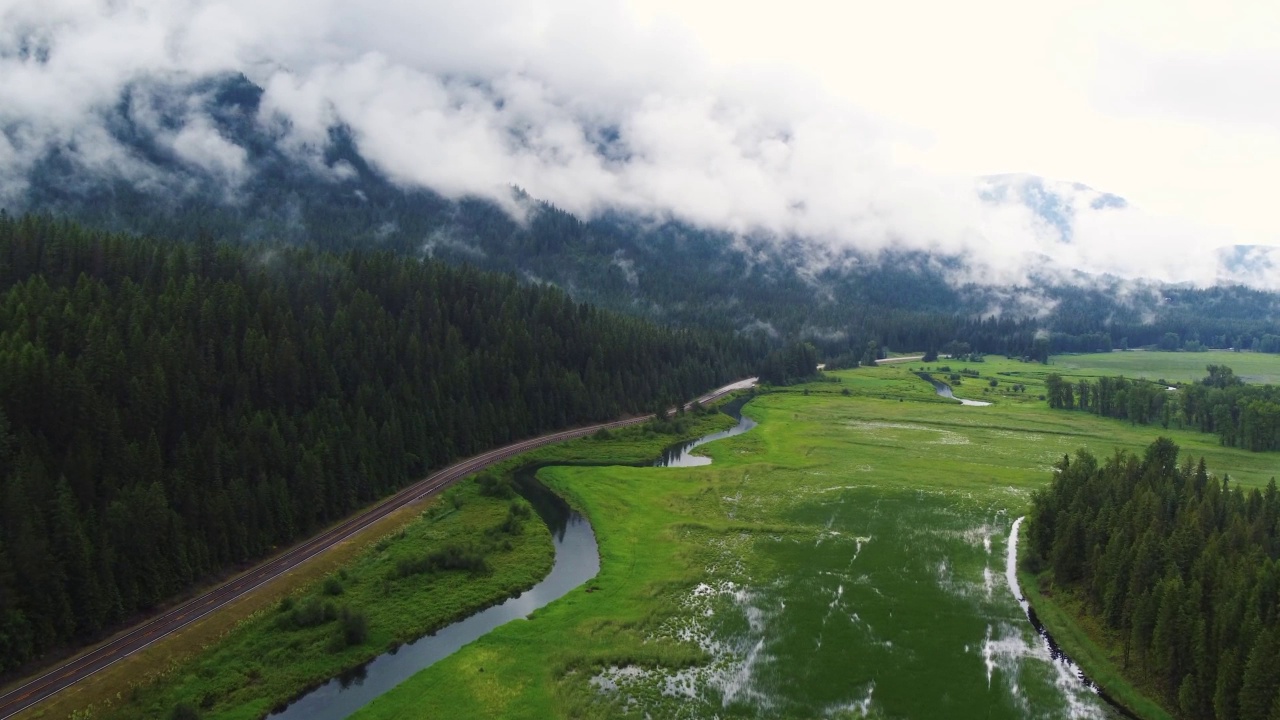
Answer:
top-left (917, 373), bottom-right (993, 407)
top-left (268, 475), bottom-right (599, 720)
top-left (654, 400), bottom-right (757, 467)
top-left (272, 399), bottom-right (757, 720)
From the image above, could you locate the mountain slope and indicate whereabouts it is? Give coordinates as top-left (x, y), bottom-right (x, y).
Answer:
top-left (6, 74), bottom-right (1280, 356)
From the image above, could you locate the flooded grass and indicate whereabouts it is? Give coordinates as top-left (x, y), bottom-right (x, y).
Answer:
top-left (355, 365), bottom-right (1276, 719)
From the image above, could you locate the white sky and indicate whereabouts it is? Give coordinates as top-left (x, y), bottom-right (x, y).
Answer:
top-left (629, 0), bottom-right (1280, 241)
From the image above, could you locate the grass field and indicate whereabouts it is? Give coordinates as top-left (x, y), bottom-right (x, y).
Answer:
top-left (87, 480), bottom-right (557, 720)
top-left (58, 352), bottom-right (1280, 719)
top-left (351, 363), bottom-right (1278, 719)
top-left (23, 412), bottom-right (736, 720)
top-left (1017, 560), bottom-right (1175, 720)
top-left (1049, 350), bottom-right (1280, 385)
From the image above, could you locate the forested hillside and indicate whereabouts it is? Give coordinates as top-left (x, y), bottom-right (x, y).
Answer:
top-left (15, 74), bottom-right (1280, 363)
top-left (0, 213), bottom-right (758, 674)
top-left (1045, 365), bottom-right (1280, 451)
top-left (1027, 440), bottom-right (1280, 719)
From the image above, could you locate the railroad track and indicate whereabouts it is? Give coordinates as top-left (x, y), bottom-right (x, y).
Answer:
top-left (0, 378), bottom-right (756, 719)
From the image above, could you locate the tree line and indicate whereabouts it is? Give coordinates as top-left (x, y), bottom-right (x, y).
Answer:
top-left (19, 73), bottom-right (1280, 371)
top-left (0, 213), bottom-right (761, 674)
top-left (1027, 439), bottom-right (1280, 720)
top-left (1044, 366), bottom-right (1280, 452)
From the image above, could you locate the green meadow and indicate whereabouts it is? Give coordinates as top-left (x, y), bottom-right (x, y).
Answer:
top-left (1049, 350), bottom-right (1280, 384)
top-left (69, 414), bottom-right (735, 720)
top-left (357, 360), bottom-right (1280, 719)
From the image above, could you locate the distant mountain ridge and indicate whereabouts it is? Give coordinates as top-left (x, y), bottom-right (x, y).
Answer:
top-left (978, 173), bottom-right (1129, 243)
top-left (5, 73), bottom-right (1280, 356)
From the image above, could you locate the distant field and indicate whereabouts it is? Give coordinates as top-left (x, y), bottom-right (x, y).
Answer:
top-left (1048, 350), bottom-right (1280, 384)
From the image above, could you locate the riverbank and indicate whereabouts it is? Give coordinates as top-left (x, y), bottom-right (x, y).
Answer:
top-left (354, 375), bottom-right (1109, 718)
top-left (355, 364), bottom-right (1280, 718)
top-left (53, 409), bottom-right (738, 720)
top-left (1016, 540), bottom-right (1175, 720)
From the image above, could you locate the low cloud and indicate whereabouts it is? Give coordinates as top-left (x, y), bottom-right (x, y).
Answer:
top-left (0, 0), bottom-right (1271, 288)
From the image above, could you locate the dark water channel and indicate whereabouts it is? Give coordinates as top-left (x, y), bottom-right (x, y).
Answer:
top-left (653, 398), bottom-right (756, 467)
top-left (1006, 518), bottom-right (1137, 720)
top-left (915, 372), bottom-right (993, 406)
top-left (268, 474), bottom-right (598, 720)
top-left (271, 402), bottom-right (754, 720)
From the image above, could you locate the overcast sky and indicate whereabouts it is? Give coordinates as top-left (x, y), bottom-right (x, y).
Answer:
top-left (632, 0), bottom-right (1280, 240)
top-left (1, 0), bottom-right (1277, 287)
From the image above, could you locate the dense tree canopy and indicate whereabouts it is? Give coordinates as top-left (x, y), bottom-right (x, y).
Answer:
top-left (18, 75), bottom-right (1280, 366)
top-left (1028, 440), bottom-right (1280, 720)
top-left (0, 214), bottom-right (760, 674)
top-left (1046, 366), bottom-right (1280, 452)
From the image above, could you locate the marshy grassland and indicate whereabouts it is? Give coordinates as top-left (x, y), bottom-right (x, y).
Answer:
top-left (357, 359), bottom-right (1279, 719)
top-left (34, 412), bottom-right (735, 720)
top-left (1048, 350), bottom-right (1280, 385)
top-left (56, 353), bottom-right (1280, 719)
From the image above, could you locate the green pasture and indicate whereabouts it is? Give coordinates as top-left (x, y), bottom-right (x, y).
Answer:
top-left (103, 358), bottom-right (1280, 719)
top-left (78, 413), bottom-right (735, 720)
top-left (1048, 350), bottom-right (1280, 385)
top-left (357, 364), bottom-right (1278, 719)
top-left (907, 350), bottom-right (1280, 389)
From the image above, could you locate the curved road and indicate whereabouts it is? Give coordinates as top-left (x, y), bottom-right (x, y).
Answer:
top-left (0, 378), bottom-right (757, 720)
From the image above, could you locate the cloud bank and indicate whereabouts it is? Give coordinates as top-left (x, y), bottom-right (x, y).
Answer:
top-left (0, 0), bottom-right (1271, 288)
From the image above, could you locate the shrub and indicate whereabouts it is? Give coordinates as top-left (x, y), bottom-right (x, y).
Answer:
top-left (394, 544), bottom-right (491, 579)
top-left (322, 576), bottom-right (344, 596)
top-left (476, 472), bottom-right (514, 498)
top-left (276, 597), bottom-right (338, 630)
top-left (327, 607), bottom-right (370, 652)
top-left (169, 702), bottom-right (199, 720)
top-left (448, 490), bottom-right (464, 510)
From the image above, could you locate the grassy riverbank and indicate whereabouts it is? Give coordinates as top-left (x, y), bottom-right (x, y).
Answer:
top-left (356, 361), bottom-right (1280, 719)
top-left (1017, 539), bottom-right (1175, 720)
top-left (90, 481), bottom-right (555, 720)
top-left (26, 410), bottom-right (735, 720)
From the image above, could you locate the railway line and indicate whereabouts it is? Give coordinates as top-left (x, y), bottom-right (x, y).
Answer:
top-left (0, 378), bottom-right (755, 720)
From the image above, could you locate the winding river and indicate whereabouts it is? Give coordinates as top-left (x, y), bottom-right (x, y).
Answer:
top-left (917, 372), bottom-right (993, 406)
top-left (654, 400), bottom-right (757, 467)
top-left (270, 403), bottom-right (756, 719)
top-left (268, 474), bottom-right (599, 720)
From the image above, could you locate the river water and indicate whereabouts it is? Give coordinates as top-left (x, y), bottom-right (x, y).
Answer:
top-left (271, 404), bottom-right (755, 719)
top-left (653, 400), bottom-right (756, 467)
top-left (268, 473), bottom-right (599, 720)
top-left (918, 372), bottom-right (993, 406)
top-left (1005, 518), bottom-right (1136, 719)
top-left (272, 399), bottom-right (1130, 719)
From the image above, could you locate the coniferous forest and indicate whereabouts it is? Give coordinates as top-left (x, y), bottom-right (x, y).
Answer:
top-left (1045, 366), bottom-right (1280, 451)
top-left (0, 213), bottom-right (760, 673)
top-left (1027, 440), bottom-right (1280, 719)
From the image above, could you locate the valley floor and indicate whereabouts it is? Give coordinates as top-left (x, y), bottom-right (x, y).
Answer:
top-left (351, 360), bottom-right (1279, 718)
